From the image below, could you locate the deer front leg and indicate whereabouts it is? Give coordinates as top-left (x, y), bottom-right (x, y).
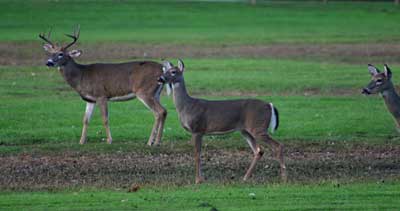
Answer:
top-left (193, 133), bottom-right (204, 184)
top-left (98, 98), bottom-right (112, 144)
top-left (242, 131), bottom-right (264, 181)
top-left (79, 102), bottom-right (95, 145)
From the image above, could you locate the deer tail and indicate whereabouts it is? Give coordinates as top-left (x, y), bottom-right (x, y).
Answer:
top-left (268, 103), bottom-right (279, 133)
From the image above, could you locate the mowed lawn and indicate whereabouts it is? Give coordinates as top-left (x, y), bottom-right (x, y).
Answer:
top-left (1, 59), bottom-right (399, 152)
top-left (2, 1), bottom-right (400, 210)
top-left (1, 1), bottom-right (400, 44)
top-left (1, 182), bottom-right (400, 211)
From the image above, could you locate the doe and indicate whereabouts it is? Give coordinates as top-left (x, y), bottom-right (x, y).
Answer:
top-left (158, 59), bottom-right (287, 184)
top-left (363, 64), bottom-right (400, 132)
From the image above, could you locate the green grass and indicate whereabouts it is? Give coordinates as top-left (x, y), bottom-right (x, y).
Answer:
top-left (1, 1), bottom-right (400, 44)
top-left (1, 59), bottom-right (381, 95)
top-left (2, 1), bottom-right (399, 210)
top-left (1, 59), bottom-right (398, 153)
top-left (1, 182), bottom-right (399, 211)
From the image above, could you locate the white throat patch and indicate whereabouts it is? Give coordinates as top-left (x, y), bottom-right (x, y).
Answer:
top-left (381, 90), bottom-right (389, 97)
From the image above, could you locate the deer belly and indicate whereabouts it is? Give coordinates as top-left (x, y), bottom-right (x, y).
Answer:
top-left (207, 128), bottom-right (237, 135)
top-left (109, 93), bottom-right (136, 102)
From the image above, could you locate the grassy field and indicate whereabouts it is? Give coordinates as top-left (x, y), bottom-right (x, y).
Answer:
top-left (2, 0), bottom-right (400, 210)
top-left (1, 60), bottom-right (399, 151)
top-left (1, 1), bottom-right (400, 44)
top-left (1, 182), bottom-right (400, 211)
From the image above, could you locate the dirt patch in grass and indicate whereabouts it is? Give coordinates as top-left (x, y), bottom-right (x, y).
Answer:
top-left (2, 42), bottom-right (400, 66)
top-left (1, 142), bottom-right (399, 190)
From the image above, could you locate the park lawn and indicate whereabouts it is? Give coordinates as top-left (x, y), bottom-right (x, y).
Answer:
top-left (1, 1), bottom-right (400, 44)
top-left (0, 58), bottom-right (382, 95)
top-left (1, 182), bottom-right (399, 211)
top-left (1, 59), bottom-right (399, 154)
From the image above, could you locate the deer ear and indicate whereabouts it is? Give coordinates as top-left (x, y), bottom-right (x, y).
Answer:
top-left (162, 61), bottom-right (173, 70)
top-left (368, 64), bottom-right (380, 76)
top-left (384, 64), bottom-right (392, 79)
top-left (178, 59), bottom-right (185, 72)
top-left (68, 49), bottom-right (82, 58)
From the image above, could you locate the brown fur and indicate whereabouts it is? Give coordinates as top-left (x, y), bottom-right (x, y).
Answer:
top-left (40, 28), bottom-right (167, 145)
top-left (363, 64), bottom-right (400, 132)
top-left (160, 60), bottom-right (287, 184)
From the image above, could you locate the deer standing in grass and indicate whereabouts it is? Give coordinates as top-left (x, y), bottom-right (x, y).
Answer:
top-left (158, 59), bottom-right (287, 184)
top-left (39, 26), bottom-right (167, 145)
top-left (363, 64), bottom-right (400, 132)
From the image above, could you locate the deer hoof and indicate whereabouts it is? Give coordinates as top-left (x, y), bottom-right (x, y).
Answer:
top-left (153, 140), bottom-right (162, 146)
top-left (195, 177), bottom-right (205, 184)
top-left (281, 172), bottom-right (288, 183)
top-left (79, 139), bottom-right (86, 145)
top-left (107, 139), bottom-right (112, 144)
top-left (147, 138), bottom-right (156, 146)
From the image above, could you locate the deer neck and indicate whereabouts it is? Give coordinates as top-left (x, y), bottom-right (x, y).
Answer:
top-left (59, 59), bottom-right (84, 89)
top-left (172, 79), bottom-right (194, 111)
top-left (381, 83), bottom-right (400, 119)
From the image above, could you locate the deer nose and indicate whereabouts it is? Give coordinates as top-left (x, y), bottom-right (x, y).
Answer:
top-left (157, 76), bottom-right (166, 84)
top-left (46, 59), bottom-right (55, 67)
top-left (362, 88), bottom-right (371, 95)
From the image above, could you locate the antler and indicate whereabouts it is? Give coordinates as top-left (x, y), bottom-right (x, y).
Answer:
top-left (38, 27), bottom-right (54, 46)
top-left (63, 24), bottom-right (80, 50)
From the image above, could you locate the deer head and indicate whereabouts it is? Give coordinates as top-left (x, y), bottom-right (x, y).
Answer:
top-left (362, 64), bottom-right (393, 95)
top-left (39, 25), bottom-right (82, 67)
top-left (158, 59), bottom-right (185, 85)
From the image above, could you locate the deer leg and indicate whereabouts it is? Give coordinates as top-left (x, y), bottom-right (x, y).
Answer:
top-left (153, 84), bottom-right (167, 145)
top-left (394, 119), bottom-right (400, 133)
top-left (260, 133), bottom-right (287, 182)
top-left (98, 98), bottom-right (112, 144)
top-left (193, 133), bottom-right (204, 184)
top-left (153, 102), bottom-right (167, 146)
top-left (79, 102), bottom-right (95, 145)
top-left (137, 96), bottom-right (166, 146)
top-left (241, 131), bottom-right (264, 181)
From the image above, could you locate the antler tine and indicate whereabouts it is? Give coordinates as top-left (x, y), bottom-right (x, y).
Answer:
top-left (38, 27), bottom-right (54, 46)
top-left (63, 24), bottom-right (80, 50)
top-left (47, 27), bottom-right (53, 40)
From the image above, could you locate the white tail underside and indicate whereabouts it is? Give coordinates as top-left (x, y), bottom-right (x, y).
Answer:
top-left (269, 103), bottom-right (277, 133)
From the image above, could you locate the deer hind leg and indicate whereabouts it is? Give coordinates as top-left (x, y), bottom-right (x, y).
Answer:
top-left (241, 130), bottom-right (264, 181)
top-left (98, 98), bottom-right (112, 144)
top-left (153, 87), bottom-right (167, 145)
top-left (79, 102), bottom-right (95, 145)
top-left (137, 95), bottom-right (167, 146)
top-left (394, 119), bottom-right (400, 133)
top-left (258, 133), bottom-right (287, 182)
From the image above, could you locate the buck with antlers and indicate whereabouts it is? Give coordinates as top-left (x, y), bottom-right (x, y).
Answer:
top-left (363, 64), bottom-right (400, 132)
top-left (158, 59), bottom-right (287, 184)
top-left (39, 26), bottom-right (167, 145)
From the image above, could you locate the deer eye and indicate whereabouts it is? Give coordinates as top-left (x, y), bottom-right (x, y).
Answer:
top-left (58, 53), bottom-right (64, 58)
top-left (376, 79), bottom-right (383, 85)
top-left (171, 71), bottom-right (177, 75)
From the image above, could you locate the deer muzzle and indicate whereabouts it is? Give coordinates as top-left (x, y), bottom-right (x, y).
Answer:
top-left (157, 76), bottom-right (166, 84)
top-left (362, 88), bottom-right (371, 95)
top-left (46, 59), bottom-right (55, 67)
